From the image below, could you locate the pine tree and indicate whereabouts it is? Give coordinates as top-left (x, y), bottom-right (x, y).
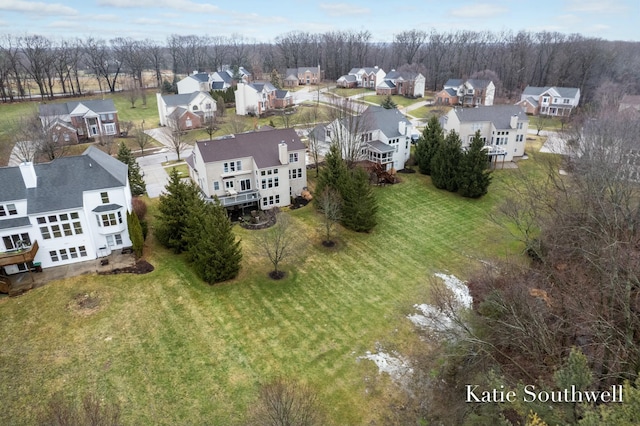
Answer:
top-left (415, 115), bottom-right (444, 175)
top-left (155, 168), bottom-right (201, 253)
top-left (340, 167), bottom-right (378, 232)
top-left (117, 142), bottom-right (146, 196)
top-left (185, 199), bottom-right (242, 284)
top-left (381, 95), bottom-right (397, 109)
top-left (314, 144), bottom-right (348, 207)
top-left (270, 69), bottom-right (282, 89)
top-left (126, 211), bottom-right (144, 258)
top-left (431, 130), bottom-right (462, 192)
top-left (458, 130), bottom-right (492, 198)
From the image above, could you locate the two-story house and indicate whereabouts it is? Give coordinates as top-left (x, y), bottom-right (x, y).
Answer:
top-left (312, 105), bottom-right (412, 171)
top-left (0, 146), bottom-right (132, 276)
top-left (185, 128), bottom-right (307, 211)
top-left (156, 91), bottom-right (216, 130)
top-left (39, 99), bottom-right (120, 142)
top-left (516, 86), bottom-right (580, 117)
top-left (436, 79), bottom-right (495, 106)
top-left (283, 66), bottom-right (323, 87)
top-left (337, 66), bottom-right (386, 89)
top-left (235, 82), bottom-right (293, 116)
top-left (376, 70), bottom-right (426, 97)
top-left (176, 67), bottom-right (252, 94)
top-left (441, 105), bottom-right (529, 163)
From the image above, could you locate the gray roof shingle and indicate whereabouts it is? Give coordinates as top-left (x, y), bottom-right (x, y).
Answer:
top-left (0, 216), bottom-right (31, 230)
top-left (452, 105), bottom-right (528, 129)
top-left (39, 99), bottom-right (117, 117)
top-left (195, 128), bottom-right (305, 169)
top-left (0, 146), bottom-right (128, 214)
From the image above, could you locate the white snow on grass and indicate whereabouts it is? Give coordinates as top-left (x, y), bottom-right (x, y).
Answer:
top-left (358, 349), bottom-right (413, 386)
top-left (408, 273), bottom-right (471, 332)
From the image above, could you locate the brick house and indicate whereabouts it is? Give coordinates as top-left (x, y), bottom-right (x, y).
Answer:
top-left (39, 99), bottom-right (120, 142)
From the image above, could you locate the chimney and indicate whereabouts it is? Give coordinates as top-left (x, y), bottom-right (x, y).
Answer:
top-left (374, 65), bottom-right (379, 70)
top-left (398, 121), bottom-right (407, 135)
top-left (278, 141), bottom-right (288, 165)
top-left (19, 162), bottom-right (37, 188)
top-left (510, 114), bottom-right (518, 129)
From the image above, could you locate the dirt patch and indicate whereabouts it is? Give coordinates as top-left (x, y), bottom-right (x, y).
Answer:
top-left (97, 260), bottom-right (154, 275)
top-left (322, 240), bottom-right (336, 248)
top-left (397, 168), bottom-right (417, 174)
top-left (67, 292), bottom-right (102, 316)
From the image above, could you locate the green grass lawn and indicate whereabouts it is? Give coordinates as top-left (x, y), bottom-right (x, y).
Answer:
top-left (0, 164), bottom-right (531, 424)
top-left (362, 94), bottom-right (424, 108)
top-left (409, 105), bottom-right (452, 120)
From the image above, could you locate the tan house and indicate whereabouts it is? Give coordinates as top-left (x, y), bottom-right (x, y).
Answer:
top-left (336, 66), bottom-right (386, 89)
top-left (283, 66), bottom-right (323, 87)
top-left (436, 79), bottom-right (495, 106)
top-left (516, 86), bottom-right (580, 117)
top-left (185, 128), bottom-right (307, 211)
top-left (376, 70), bottom-right (425, 97)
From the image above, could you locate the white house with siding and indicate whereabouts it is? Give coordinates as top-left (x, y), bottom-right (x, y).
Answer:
top-left (0, 147), bottom-right (132, 276)
top-left (441, 105), bottom-right (529, 163)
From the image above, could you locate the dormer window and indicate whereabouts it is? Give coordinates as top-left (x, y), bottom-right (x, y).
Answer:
top-left (101, 192), bottom-right (109, 203)
top-left (192, 105), bottom-right (199, 111)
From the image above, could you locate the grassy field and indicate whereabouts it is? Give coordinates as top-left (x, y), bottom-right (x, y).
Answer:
top-left (362, 94), bottom-right (423, 108)
top-left (0, 150), bottom-right (535, 424)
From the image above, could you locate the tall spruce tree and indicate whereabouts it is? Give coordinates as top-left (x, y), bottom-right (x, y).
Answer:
top-left (415, 116), bottom-right (444, 175)
top-left (155, 168), bottom-right (201, 253)
top-left (340, 167), bottom-right (378, 232)
top-left (116, 142), bottom-right (146, 196)
top-left (430, 130), bottom-right (462, 192)
top-left (458, 130), bottom-right (492, 198)
top-left (185, 198), bottom-right (242, 284)
top-left (126, 211), bottom-right (144, 258)
top-left (314, 143), bottom-right (348, 206)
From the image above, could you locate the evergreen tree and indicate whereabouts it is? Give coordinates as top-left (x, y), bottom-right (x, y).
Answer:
top-left (126, 210), bottom-right (144, 258)
top-left (415, 115), bottom-right (444, 175)
top-left (458, 130), bottom-right (492, 198)
top-left (185, 198), bottom-right (242, 284)
top-left (155, 168), bottom-right (201, 253)
top-left (381, 95), bottom-right (397, 109)
top-left (314, 144), bottom-right (348, 207)
top-left (117, 142), bottom-right (146, 196)
top-left (340, 167), bottom-right (378, 232)
top-left (270, 69), bottom-right (282, 89)
top-left (431, 130), bottom-right (462, 192)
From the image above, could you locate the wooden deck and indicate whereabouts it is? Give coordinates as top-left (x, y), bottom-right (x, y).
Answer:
top-left (0, 240), bottom-right (39, 268)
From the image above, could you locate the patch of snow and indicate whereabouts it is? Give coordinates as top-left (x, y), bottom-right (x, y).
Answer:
top-left (434, 273), bottom-right (472, 309)
top-left (359, 349), bottom-right (413, 386)
top-left (408, 273), bottom-right (471, 334)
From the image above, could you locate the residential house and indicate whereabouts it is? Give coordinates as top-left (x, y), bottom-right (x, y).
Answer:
top-left (283, 66), bottom-right (323, 87)
top-left (235, 82), bottom-right (293, 116)
top-left (619, 95), bottom-right (640, 113)
top-left (516, 86), bottom-right (580, 116)
top-left (436, 79), bottom-right (495, 106)
top-left (312, 105), bottom-right (412, 171)
top-left (177, 72), bottom-right (212, 94)
top-left (39, 99), bottom-right (120, 142)
top-left (156, 91), bottom-right (216, 130)
top-left (336, 66), bottom-right (386, 89)
top-left (176, 67), bottom-right (252, 94)
top-left (0, 146), bottom-right (132, 276)
top-left (376, 70), bottom-right (425, 97)
top-left (185, 128), bottom-right (307, 211)
top-left (441, 105), bottom-right (529, 163)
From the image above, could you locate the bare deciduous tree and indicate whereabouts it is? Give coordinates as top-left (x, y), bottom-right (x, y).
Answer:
top-left (134, 124), bottom-right (152, 156)
top-left (325, 97), bottom-right (370, 168)
top-left (316, 188), bottom-right (341, 246)
top-left (247, 377), bottom-right (325, 426)
top-left (257, 213), bottom-right (296, 279)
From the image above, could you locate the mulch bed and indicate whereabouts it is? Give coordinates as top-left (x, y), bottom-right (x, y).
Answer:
top-left (98, 260), bottom-right (154, 275)
top-left (290, 196), bottom-right (310, 210)
top-left (397, 168), bottom-right (417, 174)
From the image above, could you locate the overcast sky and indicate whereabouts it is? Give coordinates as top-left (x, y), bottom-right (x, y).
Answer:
top-left (0, 0), bottom-right (638, 42)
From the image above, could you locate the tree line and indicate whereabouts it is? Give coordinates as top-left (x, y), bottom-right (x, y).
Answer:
top-left (1, 30), bottom-right (639, 104)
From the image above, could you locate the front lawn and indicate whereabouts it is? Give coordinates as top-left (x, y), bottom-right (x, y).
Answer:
top-left (362, 94), bottom-right (424, 108)
top-left (0, 167), bottom-right (527, 424)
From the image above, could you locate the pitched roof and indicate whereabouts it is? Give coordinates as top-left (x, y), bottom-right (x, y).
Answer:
top-left (444, 79), bottom-right (464, 88)
top-left (522, 86), bottom-right (580, 98)
top-left (39, 99), bottom-right (117, 116)
top-left (378, 80), bottom-right (396, 89)
top-left (212, 70), bottom-right (233, 84)
top-left (161, 91), bottom-right (209, 107)
top-left (452, 105), bottom-right (529, 129)
top-left (211, 81), bottom-right (226, 90)
top-left (275, 90), bottom-right (291, 99)
top-left (338, 74), bottom-right (357, 82)
top-left (195, 128), bottom-right (305, 169)
top-left (251, 82), bottom-right (277, 92)
top-left (190, 73), bottom-right (210, 83)
top-left (466, 79), bottom-right (491, 89)
top-left (363, 105), bottom-right (411, 138)
top-left (0, 146), bottom-right (128, 213)
top-left (0, 216), bottom-right (31, 230)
